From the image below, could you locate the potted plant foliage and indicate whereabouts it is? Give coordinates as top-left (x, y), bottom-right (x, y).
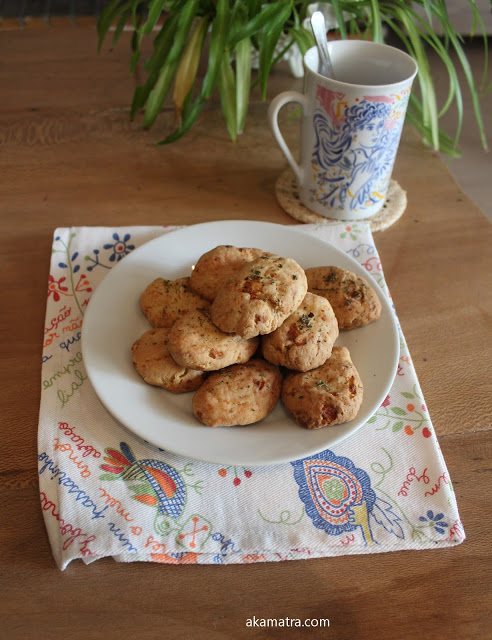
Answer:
top-left (97, 0), bottom-right (489, 154)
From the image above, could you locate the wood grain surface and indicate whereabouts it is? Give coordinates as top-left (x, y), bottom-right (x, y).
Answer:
top-left (0, 28), bottom-right (491, 640)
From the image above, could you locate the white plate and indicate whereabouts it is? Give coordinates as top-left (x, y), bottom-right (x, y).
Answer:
top-left (82, 221), bottom-right (399, 466)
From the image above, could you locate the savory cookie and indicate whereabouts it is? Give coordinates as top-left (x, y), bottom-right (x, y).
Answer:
top-left (131, 328), bottom-right (206, 393)
top-left (190, 245), bottom-right (270, 302)
top-left (192, 359), bottom-right (282, 427)
top-left (305, 266), bottom-right (381, 330)
top-left (139, 277), bottom-right (210, 328)
top-left (261, 292), bottom-right (339, 371)
top-left (167, 307), bottom-right (259, 371)
top-left (211, 255), bottom-right (307, 339)
top-left (281, 346), bottom-right (363, 429)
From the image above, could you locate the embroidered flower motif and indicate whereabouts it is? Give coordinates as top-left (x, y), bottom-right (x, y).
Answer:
top-left (103, 233), bottom-right (135, 262)
top-left (100, 442), bottom-right (187, 519)
top-left (419, 510), bottom-right (448, 535)
top-left (382, 395), bottom-right (390, 407)
top-left (74, 273), bottom-right (92, 293)
top-left (48, 275), bottom-right (69, 301)
top-left (340, 222), bottom-right (363, 241)
top-left (291, 450), bottom-right (376, 539)
top-left (217, 466), bottom-right (252, 486)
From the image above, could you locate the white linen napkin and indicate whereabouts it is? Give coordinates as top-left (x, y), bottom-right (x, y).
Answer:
top-left (38, 223), bottom-right (464, 569)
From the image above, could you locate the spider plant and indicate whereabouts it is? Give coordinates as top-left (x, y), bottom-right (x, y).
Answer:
top-left (97, 0), bottom-right (489, 155)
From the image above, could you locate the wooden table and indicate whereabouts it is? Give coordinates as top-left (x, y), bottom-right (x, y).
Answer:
top-left (1, 26), bottom-right (491, 639)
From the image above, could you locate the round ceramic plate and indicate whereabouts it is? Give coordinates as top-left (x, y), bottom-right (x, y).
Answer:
top-left (81, 220), bottom-right (399, 466)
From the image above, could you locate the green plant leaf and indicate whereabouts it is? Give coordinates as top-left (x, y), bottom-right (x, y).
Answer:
top-left (194, 0), bottom-right (230, 104)
top-left (112, 7), bottom-right (132, 47)
top-left (236, 36), bottom-right (252, 135)
top-left (392, 421), bottom-right (404, 432)
top-left (144, 65), bottom-right (177, 128)
top-left (142, 0), bottom-right (167, 35)
top-left (258, 3), bottom-right (292, 100)
top-left (100, 0), bottom-right (489, 152)
top-left (418, 3), bottom-right (464, 146)
top-left (158, 97), bottom-right (206, 144)
top-left (129, 4), bottom-right (147, 71)
top-left (130, 50), bottom-right (141, 73)
top-left (144, 0), bottom-right (201, 128)
top-left (130, 10), bottom-right (182, 119)
top-left (467, 4), bottom-right (489, 91)
top-left (290, 26), bottom-right (315, 56)
top-left (173, 14), bottom-right (210, 121)
top-left (218, 54), bottom-right (237, 141)
top-left (396, 5), bottom-right (439, 150)
top-left (291, 2), bottom-right (300, 29)
top-left (368, 0), bottom-right (383, 43)
top-left (406, 108), bottom-right (461, 157)
top-left (130, 5), bottom-right (142, 36)
top-left (421, 0), bottom-right (435, 26)
top-left (330, 0), bottom-right (347, 40)
top-left (430, 0), bottom-right (487, 148)
top-left (97, 0), bottom-right (130, 52)
top-left (437, 4), bottom-right (488, 150)
top-left (229, 0), bottom-right (288, 50)
top-left (401, 392), bottom-right (415, 399)
top-left (248, 0), bottom-right (263, 20)
top-left (228, 1), bottom-right (251, 135)
top-left (383, 0), bottom-right (488, 154)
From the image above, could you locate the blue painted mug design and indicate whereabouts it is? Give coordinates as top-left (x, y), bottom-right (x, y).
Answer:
top-left (310, 87), bottom-right (410, 214)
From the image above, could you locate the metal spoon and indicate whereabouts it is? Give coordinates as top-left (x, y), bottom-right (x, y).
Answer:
top-left (310, 11), bottom-right (336, 79)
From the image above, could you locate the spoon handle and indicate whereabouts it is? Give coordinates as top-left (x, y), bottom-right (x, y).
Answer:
top-left (310, 11), bottom-right (336, 79)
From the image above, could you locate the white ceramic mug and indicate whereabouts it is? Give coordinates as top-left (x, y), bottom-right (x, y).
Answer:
top-left (269, 40), bottom-right (418, 220)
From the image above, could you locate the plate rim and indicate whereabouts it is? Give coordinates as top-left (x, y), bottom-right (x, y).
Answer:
top-left (81, 220), bottom-right (399, 466)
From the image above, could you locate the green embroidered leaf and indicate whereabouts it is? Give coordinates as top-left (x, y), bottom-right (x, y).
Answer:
top-left (99, 473), bottom-right (118, 481)
top-left (401, 391), bottom-right (415, 399)
top-left (322, 478), bottom-right (345, 501)
top-left (129, 483), bottom-right (155, 496)
top-left (366, 415), bottom-right (378, 424)
top-left (391, 407), bottom-right (407, 416)
top-left (392, 421), bottom-right (404, 432)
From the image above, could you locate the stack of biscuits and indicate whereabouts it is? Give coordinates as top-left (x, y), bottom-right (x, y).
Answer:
top-left (131, 245), bottom-right (381, 430)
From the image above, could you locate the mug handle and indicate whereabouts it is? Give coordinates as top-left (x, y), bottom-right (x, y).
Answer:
top-left (268, 91), bottom-right (309, 185)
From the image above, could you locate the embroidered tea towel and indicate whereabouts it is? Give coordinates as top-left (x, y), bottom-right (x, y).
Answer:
top-left (39, 223), bottom-right (464, 569)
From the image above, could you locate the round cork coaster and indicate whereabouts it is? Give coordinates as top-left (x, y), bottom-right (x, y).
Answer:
top-left (275, 168), bottom-right (407, 232)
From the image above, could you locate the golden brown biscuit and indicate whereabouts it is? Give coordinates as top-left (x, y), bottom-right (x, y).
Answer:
top-left (211, 255), bottom-right (307, 339)
top-left (190, 245), bottom-right (270, 302)
top-left (305, 266), bottom-right (381, 330)
top-left (192, 359), bottom-right (282, 427)
top-left (131, 328), bottom-right (206, 393)
top-left (261, 292), bottom-right (339, 371)
top-left (281, 346), bottom-right (363, 429)
top-left (167, 307), bottom-right (259, 371)
top-left (139, 277), bottom-right (210, 328)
